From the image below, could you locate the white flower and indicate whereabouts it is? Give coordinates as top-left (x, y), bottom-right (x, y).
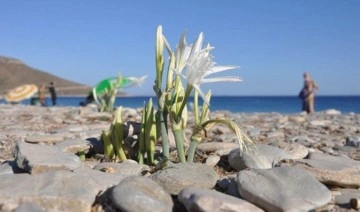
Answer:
top-left (177, 33), bottom-right (242, 105)
top-left (173, 33), bottom-right (192, 73)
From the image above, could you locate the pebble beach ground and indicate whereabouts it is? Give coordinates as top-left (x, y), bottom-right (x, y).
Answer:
top-left (0, 104), bottom-right (359, 211)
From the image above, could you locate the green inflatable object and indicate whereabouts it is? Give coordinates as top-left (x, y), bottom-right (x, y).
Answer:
top-left (89, 75), bottom-right (148, 104)
top-left (94, 77), bottom-right (120, 96)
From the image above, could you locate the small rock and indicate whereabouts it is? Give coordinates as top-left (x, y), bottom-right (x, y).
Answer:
top-left (25, 134), bottom-right (64, 144)
top-left (150, 162), bottom-right (219, 195)
top-left (111, 176), bottom-right (173, 212)
top-left (178, 187), bottom-right (263, 212)
top-left (237, 166), bottom-right (332, 212)
top-left (346, 136), bottom-right (360, 148)
top-left (205, 154), bottom-right (221, 167)
top-left (325, 109), bottom-right (341, 115)
top-left (14, 141), bottom-right (82, 174)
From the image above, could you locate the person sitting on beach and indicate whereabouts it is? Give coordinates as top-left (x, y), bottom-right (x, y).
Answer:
top-left (79, 92), bottom-right (95, 106)
top-left (299, 72), bottom-right (319, 113)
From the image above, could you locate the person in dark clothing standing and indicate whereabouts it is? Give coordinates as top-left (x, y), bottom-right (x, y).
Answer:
top-left (48, 82), bottom-right (57, 106)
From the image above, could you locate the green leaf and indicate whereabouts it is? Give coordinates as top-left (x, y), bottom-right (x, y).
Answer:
top-left (202, 119), bottom-right (254, 151)
top-left (200, 90), bottom-right (212, 123)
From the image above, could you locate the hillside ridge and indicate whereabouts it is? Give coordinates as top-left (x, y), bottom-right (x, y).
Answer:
top-left (0, 55), bottom-right (90, 96)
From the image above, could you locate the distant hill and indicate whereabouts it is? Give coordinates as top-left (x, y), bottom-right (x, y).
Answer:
top-left (0, 56), bottom-right (91, 96)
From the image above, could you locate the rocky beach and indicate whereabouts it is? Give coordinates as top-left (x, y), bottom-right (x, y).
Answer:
top-left (0, 104), bottom-right (359, 211)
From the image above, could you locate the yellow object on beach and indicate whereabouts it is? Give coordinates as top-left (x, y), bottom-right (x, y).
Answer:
top-left (4, 84), bottom-right (38, 103)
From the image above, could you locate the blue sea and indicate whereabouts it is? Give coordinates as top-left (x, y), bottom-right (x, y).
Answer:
top-left (1, 96), bottom-right (359, 114)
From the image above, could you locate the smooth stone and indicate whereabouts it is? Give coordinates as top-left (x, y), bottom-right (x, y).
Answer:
top-left (333, 145), bottom-right (357, 154)
top-left (50, 131), bottom-right (76, 140)
top-left (14, 202), bottom-right (45, 212)
top-left (320, 146), bottom-right (335, 154)
top-left (228, 148), bottom-right (271, 171)
top-left (217, 177), bottom-right (231, 191)
top-left (14, 141), bottom-right (82, 174)
top-left (0, 160), bottom-right (26, 175)
top-left (56, 139), bottom-right (91, 153)
top-left (82, 112), bottom-right (113, 121)
top-left (269, 141), bottom-right (309, 160)
top-left (150, 163), bottom-right (219, 195)
top-left (178, 187), bottom-right (264, 212)
top-left (293, 152), bottom-right (360, 187)
top-left (196, 142), bottom-right (239, 153)
top-left (111, 176), bottom-right (173, 212)
top-left (237, 166), bottom-right (332, 212)
top-left (291, 135), bottom-right (317, 145)
top-left (64, 125), bottom-right (90, 133)
top-left (247, 127), bottom-right (261, 137)
top-left (93, 161), bottom-right (150, 176)
top-left (73, 169), bottom-right (128, 191)
top-left (205, 154), bottom-right (221, 167)
top-left (25, 134), bottom-right (64, 144)
top-left (0, 171), bottom-right (99, 211)
top-left (334, 188), bottom-right (360, 205)
top-left (321, 140), bottom-right (336, 148)
top-left (228, 144), bottom-right (290, 171)
top-left (122, 108), bottom-right (139, 119)
top-left (228, 149), bottom-right (272, 171)
top-left (310, 120), bottom-right (332, 127)
top-left (346, 136), bottom-right (360, 148)
top-left (0, 134), bottom-right (8, 141)
top-left (288, 116), bottom-right (306, 123)
top-left (266, 131), bottom-right (285, 141)
top-left (325, 109), bottom-right (342, 115)
top-left (0, 161), bottom-right (15, 175)
top-left (78, 130), bottom-right (102, 139)
top-left (226, 180), bottom-right (241, 198)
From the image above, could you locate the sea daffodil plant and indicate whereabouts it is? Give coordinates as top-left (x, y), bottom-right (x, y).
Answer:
top-left (152, 25), bottom-right (253, 162)
top-left (101, 107), bottom-right (127, 161)
top-left (102, 25), bottom-right (254, 165)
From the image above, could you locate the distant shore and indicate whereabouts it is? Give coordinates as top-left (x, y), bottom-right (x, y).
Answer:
top-left (1, 95), bottom-right (359, 114)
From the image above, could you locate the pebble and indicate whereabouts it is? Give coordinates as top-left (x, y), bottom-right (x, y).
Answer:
top-left (111, 176), bottom-right (174, 212)
top-left (237, 166), bottom-right (332, 211)
top-left (178, 187), bottom-right (264, 212)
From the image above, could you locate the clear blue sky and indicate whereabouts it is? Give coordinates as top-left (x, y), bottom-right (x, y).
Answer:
top-left (1, 0), bottom-right (359, 96)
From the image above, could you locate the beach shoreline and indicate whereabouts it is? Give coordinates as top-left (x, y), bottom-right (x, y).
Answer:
top-left (0, 104), bottom-right (359, 211)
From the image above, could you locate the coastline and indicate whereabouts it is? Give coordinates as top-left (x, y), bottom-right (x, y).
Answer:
top-left (1, 95), bottom-right (360, 114)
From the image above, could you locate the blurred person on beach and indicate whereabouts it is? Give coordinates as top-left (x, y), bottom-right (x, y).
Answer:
top-left (299, 72), bottom-right (319, 113)
top-left (79, 93), bottom-right (95, 106)
top-left (38, 84), bottom-right (46, 106)
top-left (47, 81), bottom-right (57, 106)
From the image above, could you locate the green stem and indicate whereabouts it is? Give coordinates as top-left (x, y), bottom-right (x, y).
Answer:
top-left (187, 137), bottom-right (201, 163)
top-left (77, 150), bottom-right (86, 161)
top-left (118, 148), bottom-right (127, 161)
top-left (176, 85), bottom-right (192, 123)
top-left (111, 127), bottom-right (127, 162)
top-left (102, 131), bottom-right (115, 160)
top-left (173, 128), bottom-right (186, 163)
top-left (147, 150), bottom-right (155, 165)
top-left (137, 149), bottom-right (144, 164)
top-left (194, 90), bottom-right (199, 126)
top-left (138, 105), bottom-right (146, 164)
top-left (159, 110), bottom-right (169, 158)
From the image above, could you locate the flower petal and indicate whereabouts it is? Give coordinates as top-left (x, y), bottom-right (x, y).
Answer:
top-left (201, 76), bottom-right (243, 84)
top-left (204, 65), bottom-right (240, 76)
top-left (192, 84), bottom-right (209, 105)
